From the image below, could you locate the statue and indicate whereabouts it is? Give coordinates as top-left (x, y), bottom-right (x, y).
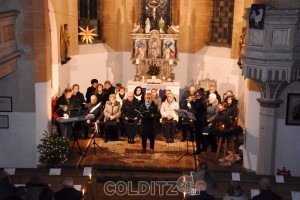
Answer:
top-left (146, 0), bottom-right (161, 20)
top-left (167, 25), bottom-right (180, 34)
top-left (151, 38), bottom-right (158, 58)
top-left (131, 22), bottom-right (140, 33)
top-left (145, 18), bottom-right (151, 33)
top-left (60, 24), bottom-right (71, 65)
top-left (158, 17), bottom-right (165, 33)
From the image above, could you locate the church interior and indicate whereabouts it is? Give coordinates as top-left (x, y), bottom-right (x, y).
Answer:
top-left (1, 0), bottom-right (300, 199)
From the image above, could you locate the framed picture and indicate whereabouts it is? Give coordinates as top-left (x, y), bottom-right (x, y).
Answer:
top-left (0, 96), bottom-right (12, 112)
top-left (286, 93), bottom-right (300, 125)
top-left (0, 115), bottom-right (9, 129)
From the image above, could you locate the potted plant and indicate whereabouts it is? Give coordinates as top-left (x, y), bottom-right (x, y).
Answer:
top-left (147, 64), bottom-right (160, 79)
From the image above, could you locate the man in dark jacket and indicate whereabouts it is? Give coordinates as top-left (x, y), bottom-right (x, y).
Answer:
top-left (253, 177), bottom-right (282, 200)
top-left (54, 177), bottom-right (82, 200)
top-left (55, 88), bottom-right (74, 138)
top-left (85, 79), bottom-right (98, 103)
top-left (82, 95), bottom-right (102, 139)
top-left (191, 89), bottom-right (207, 155)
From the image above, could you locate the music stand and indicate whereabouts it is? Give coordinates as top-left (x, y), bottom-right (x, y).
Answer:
top-left (175, 109), bottom-right (196, 162)
top-left (70, 108), bottom-right (87, 156)
top-left (84, 123), bottom-right (104, 155)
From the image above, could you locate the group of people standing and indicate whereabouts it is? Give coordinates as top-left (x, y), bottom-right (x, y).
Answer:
top-left (53, 79), bottom-right (239, 155)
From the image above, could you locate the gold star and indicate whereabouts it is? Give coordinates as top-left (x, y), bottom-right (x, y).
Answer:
top-left (78, 26), bottom-right (98, 44)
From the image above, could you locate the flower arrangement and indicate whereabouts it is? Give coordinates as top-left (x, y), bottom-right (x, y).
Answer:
top-left (147, 64), bottom-right (160, 76)
top-left (37, 131), bottom-right (72, 166)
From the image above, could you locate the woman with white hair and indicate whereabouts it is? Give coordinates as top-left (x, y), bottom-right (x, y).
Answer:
top-left (205, 93), bottom-right (219, 152)
top-left (160, 92), bottom-right (179, 143)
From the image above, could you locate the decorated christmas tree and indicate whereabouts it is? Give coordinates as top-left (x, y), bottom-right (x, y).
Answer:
top-left (37, 131), bottom-right (71, 166)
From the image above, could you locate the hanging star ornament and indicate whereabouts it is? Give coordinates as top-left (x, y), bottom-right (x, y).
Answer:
top-left (78, 26), bottom-right (98, 44)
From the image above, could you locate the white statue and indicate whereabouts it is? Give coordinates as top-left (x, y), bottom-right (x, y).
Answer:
top-left (168, 25), bottom-right (180, 33)
top-left (145, 18), bottom-right (151, 33)
top-left (131, 22), bottom-right (140, 33)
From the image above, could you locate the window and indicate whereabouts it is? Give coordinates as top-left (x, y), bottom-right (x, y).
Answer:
top-left (78, 0), bottom-right (103, 43)
top-left (211, 0), bottom-right (235, 46)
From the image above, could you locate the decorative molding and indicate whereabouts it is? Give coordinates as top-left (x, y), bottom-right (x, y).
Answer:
top-left (272, 29), bottom-right (289, 48)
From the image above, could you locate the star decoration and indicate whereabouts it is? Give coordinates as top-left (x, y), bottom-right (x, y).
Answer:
top-left (78, 26), bottom-right (98, 44)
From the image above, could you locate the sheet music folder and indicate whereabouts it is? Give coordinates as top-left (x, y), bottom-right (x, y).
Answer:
top-left (69, 108), bottom-right (88, 118)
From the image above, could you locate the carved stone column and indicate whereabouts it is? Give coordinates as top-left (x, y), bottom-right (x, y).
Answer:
top-left (242, 8), bottom-right (300, 175)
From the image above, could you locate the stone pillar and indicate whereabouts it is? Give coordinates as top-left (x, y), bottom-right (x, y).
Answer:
top-left (242, 9), bottom-right (300, 175)
top-left (256, 99), bottom-right (282, 175)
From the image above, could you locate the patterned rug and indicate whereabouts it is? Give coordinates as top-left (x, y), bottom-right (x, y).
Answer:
top-left (78, 136), bottom-right (197, 172)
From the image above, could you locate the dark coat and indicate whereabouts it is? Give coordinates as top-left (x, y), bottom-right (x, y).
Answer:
top-left (253, 190), bottom-right (282, 200)
top-left (213, 109), bottom-right (231, 128)
top-left (71, 92), bottom-right (85, 109)
top-left (25, 183), bottom-right (50, 200)
top-left (139, 101), bottom-right (160, 136)
top-left (187, 191), bottom-right (216, 200)
top-left (54, 187), bottom-right (83, 200)
top-left (191, 97), bottom-right (207, 127)
top-left (0, 183), bottom-right (16, 200)
top-left (85, 86), bottom-right (96, 103)
top-left (54, 94), bottom-right (74, 117)
top-left (121, 99), bottom-right (140, 120)
top-left (96, 92), bottom-right (107, 105)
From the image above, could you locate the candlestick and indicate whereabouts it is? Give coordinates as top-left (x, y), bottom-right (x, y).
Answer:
top-left (89, 173), bottom-right (92, 180)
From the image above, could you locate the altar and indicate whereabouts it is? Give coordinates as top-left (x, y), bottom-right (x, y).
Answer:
top-left (127, 80), bottom-right (181, 100)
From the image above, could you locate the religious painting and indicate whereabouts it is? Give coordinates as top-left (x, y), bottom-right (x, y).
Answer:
top-left (286, 93), bottom-right (300, 125)
top-left (134, 39), bottom-right (147, 59)
top-left (163, 40), bottom-right (176, 59)
top-left (249, 4), bottom-right (266, 30)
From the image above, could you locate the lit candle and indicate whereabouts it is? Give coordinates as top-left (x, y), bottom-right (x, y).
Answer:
top-left (142, 76), bottom-right (144, 81)
top-left (163, 76), bottom-right (165, 80)
top-left (136, 59), bottom-right (140, 64)
top-left (89, 173), bottom-right (92, 180)
top-left (169, 59), bottom-right (173, 65)
top-left (82, 189), bottom-right (85, 196)
top-left (183, 191), bottom-right (186, 199)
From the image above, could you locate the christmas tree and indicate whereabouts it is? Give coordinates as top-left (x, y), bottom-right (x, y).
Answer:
top-left (37, 131), bottom-right (71, 166)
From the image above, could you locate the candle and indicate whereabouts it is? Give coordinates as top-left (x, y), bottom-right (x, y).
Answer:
top-left (82, 189), bottom-right (85, 196)
top-left (169, 59), bottom-right (173, 65)
top-left (136, 59), bottom-right (140, 64)
top-left (89, 173), bottom-right (92, 180)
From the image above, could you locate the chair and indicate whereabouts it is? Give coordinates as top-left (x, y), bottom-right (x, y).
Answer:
top-left (214, 117), bottom-right (242, 164)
